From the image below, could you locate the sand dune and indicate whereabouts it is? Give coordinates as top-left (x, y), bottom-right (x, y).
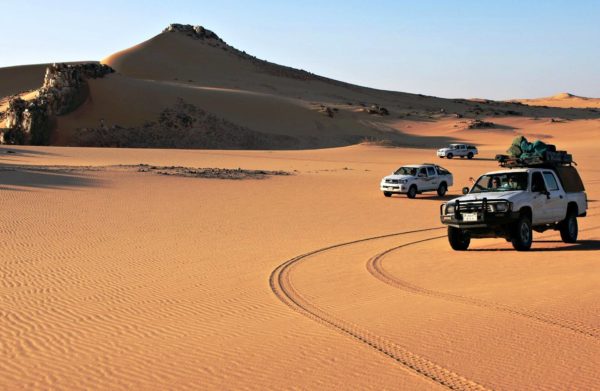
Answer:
top-left (513, 92), bottom-right (600, 109)
top-left (1, 117), bottom-right (599, 389)
top-left (0, 63), bottom-right (49, 97)
top-left (3, 25), bottom-right (599, 150)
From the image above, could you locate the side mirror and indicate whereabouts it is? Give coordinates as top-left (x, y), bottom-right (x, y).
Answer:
top-left (462, 187), bottom-right (469, 195)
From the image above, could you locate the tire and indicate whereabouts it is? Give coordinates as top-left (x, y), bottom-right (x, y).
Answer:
top-left (437, 182), bottom-right (447, 196)
top-left (559, 212), bottom-right (578, 243)
top-left (406, 185), bottom-right (417, 199)
top-left (447, 153), bottom-right (453, 159)
top-left (511, 215), bottom-right (532, 251)
top-left (383, 191), bottom-right (392, 198)
top-left (448, 226), bottom-right (470, 250)
top-left (467, 152), bottom-right (474, 159)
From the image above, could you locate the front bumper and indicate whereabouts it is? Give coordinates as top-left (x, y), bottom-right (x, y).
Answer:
top-left (381, 184), bottom-right (408, 193)
top-left (436, 151), bottom-right (446, 157)
top-left (440, 211), bottom-right (520, 228)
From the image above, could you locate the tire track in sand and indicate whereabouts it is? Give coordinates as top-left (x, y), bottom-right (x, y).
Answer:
top-left (270, 228), bottom-right (490, 391)
top-left (367, 234), bottom-right (600, 340)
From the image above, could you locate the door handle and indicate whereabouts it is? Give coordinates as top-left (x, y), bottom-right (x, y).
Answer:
top-left (559, 195), bottom-right (563, 199)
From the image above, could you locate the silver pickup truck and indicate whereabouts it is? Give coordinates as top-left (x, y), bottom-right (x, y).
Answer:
top-left (437, 144), bottom-right (478, 159)
top-left (440, 165), bottom-right (587, 251)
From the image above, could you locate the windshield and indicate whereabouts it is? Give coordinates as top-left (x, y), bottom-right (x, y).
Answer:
top-left (470, 172), bottom-right (528, 193)
top-left (394, 167), bottom-right (418, 176)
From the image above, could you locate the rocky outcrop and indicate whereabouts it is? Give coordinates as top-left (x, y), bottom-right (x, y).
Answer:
top-left (163, 24), bottom-right (222, 41)
top-left (467, 119), bottom-right (496, 129)
top-left (366, 104), bottom-right (390, 116)
top-left (1, 63), bottom-right (114, 145)
top-left (72, 99), bottom-right (298, 149)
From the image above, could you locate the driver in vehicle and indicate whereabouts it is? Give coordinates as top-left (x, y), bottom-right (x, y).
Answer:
top-left (490, 177), bottom-right (500, 189)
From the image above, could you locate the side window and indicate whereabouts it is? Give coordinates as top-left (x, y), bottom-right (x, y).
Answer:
top-left (427, 167), bottom-right (436, 176)
top-left (531, 172), bottom-right (547, 192)
top-left (418, 168), bottom-right (428, 177)
top-left (543, 172), bottom-right (559, 191)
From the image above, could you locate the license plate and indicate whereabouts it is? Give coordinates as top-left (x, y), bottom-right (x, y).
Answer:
top-left (462, 212), bottom-right (478, 222)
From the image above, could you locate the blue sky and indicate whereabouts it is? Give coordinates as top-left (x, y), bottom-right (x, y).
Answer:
top-left (1, 0), bottom-right (598, 99)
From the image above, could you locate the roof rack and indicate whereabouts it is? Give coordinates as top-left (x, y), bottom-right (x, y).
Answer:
top-left (495, 151), bottom-right (574, 168)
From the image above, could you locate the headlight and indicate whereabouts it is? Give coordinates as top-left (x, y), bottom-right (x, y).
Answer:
top-left (496, 203), bottom-right (508, 212)
top-left (399, 179), bottom-right (408, 184)
top-left (446, 204), bottom-right (455, 214)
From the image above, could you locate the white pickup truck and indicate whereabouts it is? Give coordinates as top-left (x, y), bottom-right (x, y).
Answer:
top-left (437, 144), bottom-right (478, 159)
top-left (381, 164), bottom-right (453, 198)
top-left (440, 165), bottom-right (587, 251)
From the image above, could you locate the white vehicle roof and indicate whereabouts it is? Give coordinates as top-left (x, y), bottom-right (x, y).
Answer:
top-left (402, 164), bottom-right (437, 168)
top-left (482, 167), bottom-right (547, 175)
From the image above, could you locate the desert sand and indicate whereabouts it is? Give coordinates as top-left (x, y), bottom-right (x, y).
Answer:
top-left (1, 115), bottom-right (599, 390)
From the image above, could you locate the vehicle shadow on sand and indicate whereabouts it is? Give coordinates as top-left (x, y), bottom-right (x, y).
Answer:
top-left (471, 240), bottom-right (600, 252)
top-left (410, 194), bottom-right (457, 201)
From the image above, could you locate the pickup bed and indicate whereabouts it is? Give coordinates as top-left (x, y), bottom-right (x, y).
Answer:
top-left (440, 166), bottom-right (587, 251)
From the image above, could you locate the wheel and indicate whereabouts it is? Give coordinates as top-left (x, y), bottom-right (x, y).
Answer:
top-left (511, 215), bottom-right (532, 251)
top-left (467, 152), bottom-right (474, 159)
top-left (446, 153), bottom-right (453, 159)
top-left (406, 185), bottom-right (417, 199)
top-left (383, 191), bottom-right (392, 198)
top-left (437, 182), bottom-right (447, 196)
top-left (448, 226), bottom-right (470, 250)
top-left (559, 211), bottom-right (578, 243)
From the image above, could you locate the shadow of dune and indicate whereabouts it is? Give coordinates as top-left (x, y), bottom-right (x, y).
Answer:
top-left (0, 167), bottom-right (99, 190)
top-left (0, 146), bottom-right (60, 158)
top-left (471, 240), bottom-right (600, 252)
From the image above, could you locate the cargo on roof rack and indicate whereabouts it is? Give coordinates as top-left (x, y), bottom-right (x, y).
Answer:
top-left (495, 151), bottom-right (573, 168)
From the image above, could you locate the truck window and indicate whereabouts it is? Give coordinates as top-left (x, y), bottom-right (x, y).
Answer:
top-left (543, 172), bottom-right (559, 191)
top-left (436, 166), bottom-right (450, 175)
top-left (427, 167), bottom-right (436, 176)
top-left (418, 168), bottom-right (428, 177)
top-left (531, 172), bottom-right (547, 192)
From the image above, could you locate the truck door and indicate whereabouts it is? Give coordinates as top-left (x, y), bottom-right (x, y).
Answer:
top-left (543, 171), bottom-right (568, 222)
top-left (416, 167), bottom-right (430, 190)
top-left (531, 172), bottom-right (552, 224)
top-left (427, 166), bottom-right (438, 189)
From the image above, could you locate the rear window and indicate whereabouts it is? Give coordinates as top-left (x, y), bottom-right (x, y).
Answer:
top-left (553, 166), bottom-right (585, 192)
top-left (436, 166), bottom-right (451, 175)
top-left (543, 172), bottom-right (559, 191)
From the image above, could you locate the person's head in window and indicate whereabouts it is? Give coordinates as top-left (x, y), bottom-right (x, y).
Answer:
top-left (491, 177), bottom-right (500, 189)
